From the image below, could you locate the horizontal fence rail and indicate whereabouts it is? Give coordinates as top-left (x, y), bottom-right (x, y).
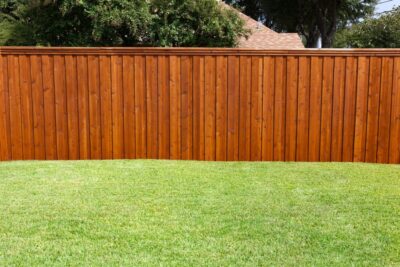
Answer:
top-left (0, 47), bottom-right (399, 163)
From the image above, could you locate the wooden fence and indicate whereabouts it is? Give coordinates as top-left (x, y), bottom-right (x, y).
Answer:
top-left (0, 47), bottom-right (399, 163)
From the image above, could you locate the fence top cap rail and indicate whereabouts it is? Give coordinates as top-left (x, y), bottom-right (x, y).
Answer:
top-left (1, 46), bottom-right (400, 56)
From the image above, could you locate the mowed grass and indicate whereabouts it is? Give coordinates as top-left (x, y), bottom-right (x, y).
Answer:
top-left (0, 160), bottom-right (399, 266)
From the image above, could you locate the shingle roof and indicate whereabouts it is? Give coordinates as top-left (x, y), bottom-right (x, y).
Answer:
top-left (221, 1), bottom-right (304, 49)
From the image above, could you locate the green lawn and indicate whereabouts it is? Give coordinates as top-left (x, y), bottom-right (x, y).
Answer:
top-left (0, 160), bottom-right (399, 266)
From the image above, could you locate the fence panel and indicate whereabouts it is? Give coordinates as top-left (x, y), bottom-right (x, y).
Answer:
top-left (0, 47), bottom-right (399, 163)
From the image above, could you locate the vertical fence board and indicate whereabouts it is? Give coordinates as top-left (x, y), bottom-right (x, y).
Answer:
top-left (320, 57), bottom-right (334, 162)
top-left (274, 56), bottom-right (286, 161)
top-left (296, 56), bottom-right (310, 161)
top-left (285, 56), bottom-right (298, 161)
top-left (169, 56), bottom-right (181, 160)
top-left (239, 56), bottom-right (252, 161)
top-left (65, 56), bottom-right (79, 160)
top-left (19, 55), bottom-right (35, 160)
top-left (54, 55), bottom-right (69, 160)
top-left (308, 57), bottom-right (323, 161)
top-left (123, 56), bottom-right (135, 159)
top-left (354, 57), bottom-right (370, 162)
top-left (8, 56), bottom-right (23, 160)
top-left (250, 56), bottom-right (263, 161)
top-left (193, 56), bottom-right (205, 160)
top-left (377, 57), bottom-right (394, 163)
top-left (134, 56), bottom-right (147, 159)
top-left (42, 56), bottom-right (57, 159)
top-left (216, 56), bottom-right (228, 161)
top-left (389, 58), bottom-right (400, 163)
top-left (30, 55), bottom-right (46, 160)
top-left (111, 56), bottom-right (124, 159)
top-left (227, 56), bottom-right (240, 161)
top-left (158, 55), bottom-right (170, 159)
top-left (343, 57), bottom-right (358, 162)
top-left (0, 56), bottom-right (11, 160)
top-left (365, 57), bottom-right (382, 163)
top-left (77, 56), bottom-right (90, 159)
top-left (181, 56), bottom-right (193, 160)
top-left (99, 56), bottom-right (113, 159)
top-left (262, 56), bottom-right (275, 161)
top-left (146, 56), bottom-right (158, 159)
top-left (88, 56), bottom-right (102, 159)
top-left (205, 56), bottom-right (216, 161)
top-left (331, 57), bottom-right (346, 162)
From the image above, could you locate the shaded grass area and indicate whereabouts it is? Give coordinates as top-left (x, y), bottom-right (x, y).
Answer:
top-left (0, 160), bottom-right (399, 266)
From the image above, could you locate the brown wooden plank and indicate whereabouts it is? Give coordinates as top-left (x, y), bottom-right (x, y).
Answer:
top-left (342, 57), bottom-right (358, 162)
top-left (250, 56), bottom-right (263, 161)
top-left (227, 56), bottom-right (240, 161)
top-left (54, 55), bottom-right (69, 159)
top-left (123, 55), bottom-right (135, 159)
top-left (30, 55), bottom-right (46, 160)
top-left (169, 56), bottom-right (181, 160)
top-left (239, 56), bottom-right (252, 161)
top-left (377, 57), bottom-right (394, 163)
top-left (365, 57), bottom-right (382, 163)
top-left (19, 55), bottom-right (35, 159)
top-left (296, 56), bottom-right (310, 161)
top-left (76, 56), bottom-right (90, 159)
top-left (285, 56), bottom-right (298, 161)
top-left (216, 56), bottom-right (228, 161)
top-left (65, 55), bottom-right (80, 160)
top-left (273, 56), bottom-right (286, 161)
top-left (389, 57), bottom-right (400, 163)
top-left (88, 56), bottom-right (102, 159)
top-left (42, 55), bottom-right (57, 160)
top-left (193, 56), bottom-right (205, 160)
top-left (99, 56), bottom-right (113, 159)
top-left (353, 57), bottom-right (370, 162)
top-left (158, 55), bottom-right (170, 159)
top-left (205, 56), bottom-right (216, 161)
top-left (146, 56), bottom-right (158, 159)
top-left (320, 57), bottom-right (334, 162)
top-left (134, 56), bottom-right (147, 159)
top-left (8, 55), bottom-right (23, 160)
top-left (308, 57), bottom-right (323, 161)
top-left (262, 56), bottom-right (275, 161)
top-left (111, 56), bottom-right (124, 159)
top-left (331, 57), bottom-right (346, 162)
top-left (0, 56), bottom-right (12, 160)
top-left (181, 56), bottom-right (193, 160)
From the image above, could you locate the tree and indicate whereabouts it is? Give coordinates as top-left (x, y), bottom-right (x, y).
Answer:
top-left (227, 0), bottom-right (377, 47)
top-left (334, 7), bottom-right (400, 48)
top-left (0, 0), bottom-right (249, 47)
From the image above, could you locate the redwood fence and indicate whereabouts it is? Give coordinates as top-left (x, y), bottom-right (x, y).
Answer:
top-left (0, 47), bottom-right (399, 163)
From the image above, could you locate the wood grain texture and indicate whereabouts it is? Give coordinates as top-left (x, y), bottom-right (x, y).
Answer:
top-left (262, 56), bottom-right (275, 161)
top-left (296, 57), bottom-right (310, 161)
top-left (343, 57), bottom-right (358, 162)
top-left (308, 57), bottom-right (323, 161)
top-left (30, 56), bottom-right (46, 160)
top-left (285, 56), bottom-right (298, 161)
top-left (123, 56), bottom-right (135, 159)
top-left (353, 57), bottom-right (370, 162)
top-left (1, 52), bottom-right (399, 163)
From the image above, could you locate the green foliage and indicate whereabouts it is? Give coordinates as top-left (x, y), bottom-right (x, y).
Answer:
top-left (0, 0), bottom-right (249, 47)
top-left (260, 0), bottom-right (377, 47)
top-left (232, 0), bottom-right (377, 47)
top-left (335, 7), bottom-right (400, 48)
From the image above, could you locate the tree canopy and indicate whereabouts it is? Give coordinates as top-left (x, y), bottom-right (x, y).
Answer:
top-left (224, 0), bottom-right (377, 48)
top-left (0, 0), bottom-right (249, 47)
top-left (334, 7), bottom-right (400, 48)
